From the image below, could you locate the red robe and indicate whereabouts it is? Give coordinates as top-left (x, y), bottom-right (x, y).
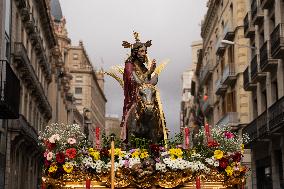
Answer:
top-left (121, 61), bottom-right (137, 128)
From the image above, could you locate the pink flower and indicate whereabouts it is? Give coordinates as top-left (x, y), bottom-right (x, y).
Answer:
top-left (124, 160), bottom-right (129, 168)
top-left (67, 138), bottom-right (76, 145)
top-left (44, 151), bottom-right (48, 157)
top-left (224, 131), bottom-right (234, 139)
top-left (46, 152), bottom-right (53, 161)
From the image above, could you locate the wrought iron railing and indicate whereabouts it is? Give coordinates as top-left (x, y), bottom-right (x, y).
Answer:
top-left (243, 66), bottom-right (250, 89)
top-left (257, 110), bottom-right (268, 137)
top-left (270, 23), bottom-right (284, 56)
top-left (260, 41), bottom-right (268, 70)
top-left (216, 112), bottom-right (239, 128)
top-left (268, 96), bottom-right (284, 131)
top-left (243, 118), bottom-right (257, 141)
top-left (222, 63), bottom-right (235, 82)
top-left (250, 55), bottom-right (258, 81)
top-left (0, 60), bottom-right (20, 119)
top-left (251, 0), bottom-right (258, 21)
top-left (199, 61), bottom-right (213, 84)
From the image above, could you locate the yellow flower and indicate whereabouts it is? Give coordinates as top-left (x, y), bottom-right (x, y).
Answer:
top-left (169, 148), bottom-right (183, 159)
top-left (225, 166), bottom-right (233, 176)
top-left (63, 162), bottom-right (73, 173)
top-left (48, 164), bottom-right (58, 173)
top-left (241, 144), bottom-right (244, 154)
top-left (140, 150), bottom-right (149, 159)
top-left (131, 150), bottom-right (140, 158)
top-left (214, 150), bottom-right (224, 160)
top-left (90, 151), bottom-right (100, 160)
top-left (88, 148), bottom-right (94, 153)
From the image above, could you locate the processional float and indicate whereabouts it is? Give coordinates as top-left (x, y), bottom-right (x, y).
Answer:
top-left (41, 32), bottom-right (248, 189)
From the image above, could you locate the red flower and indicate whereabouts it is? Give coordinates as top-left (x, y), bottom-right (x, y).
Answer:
top-left (56, 153), bottom-right (65, 164)
top-left (232, 152), bottom-right (242, 162)
top-left (44, 140), bottom-right (56, 150)
top-left (65, 148), bottom-right (77, 159)
top-left (219, 158), bottom-right (228, 169)
top-left (208, 140), bottom-right (219, 147)
top-left (100, 148), bottom-right (110, 158)
top-left (44, 159), bottom-right (51, 167)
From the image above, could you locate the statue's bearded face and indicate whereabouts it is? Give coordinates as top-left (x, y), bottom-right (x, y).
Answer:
top-left (136, 46), bottom-right (147, 63)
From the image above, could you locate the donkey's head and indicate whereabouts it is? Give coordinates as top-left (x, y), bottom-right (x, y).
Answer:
top-left (133, 72), bottom-right (158, 114)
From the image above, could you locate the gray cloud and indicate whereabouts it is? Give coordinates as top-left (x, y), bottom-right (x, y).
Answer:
top-left (60, 0), bottom-right (207, 137)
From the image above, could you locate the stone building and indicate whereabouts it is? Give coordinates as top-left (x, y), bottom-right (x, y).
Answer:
top-left (67, 41), bottom-right (107, 147)
top-left (3, 0), bottom-right (58, 188)
top-left (105, 115), bottom-right (121, 138)
top-left (241, 0), bottom-right (284, 188)
top-left (0, 0), bottom-right (20, 188)
top-left (180, 41), bottom-right (202, 131)
top-left (195, 0), bottom-right (252, 188)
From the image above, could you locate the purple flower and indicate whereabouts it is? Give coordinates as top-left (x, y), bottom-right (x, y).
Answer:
top-left (129, 149), bottom-right (136, 153)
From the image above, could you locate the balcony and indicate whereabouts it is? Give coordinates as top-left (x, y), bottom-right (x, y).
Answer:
top-left (257, 111), bottom-right (268, 137)
top-left (250, 55), bottom-right (266, 83)
top-left (215, 78), bottom-right (227, 96)
top-left (20, 0), bottom-right (30, 22)
top-left (199, 62), bottom-right (213, 85)
top-left (0, 60), bottom-right (20, 119)
top-left (268, 96), bottom-right (284, 131)
top-left (260, 0), bottom-right (274, 9)
top-left (251, 0), bottom-right (264, 25)
top-left (196, 49), bottom-right (203, 73)
top-left (26, 13), bottom-right (36, 34)
top-left (270, 23), bottom-right (284, 59)
top-left (15, 0), bottom-right (28, 9)
top-left (243, 119), bottom-right (257, 143)
top-left (244, 12), bottom-right (255, 38)
top-left (243, 66), bottom-right (257, 91)
top-left (259, 41), bottom-right (278, 72)
top-left (13, 42), bottom-right (52, 120)
top-left (9, 115), bottom-right (38, 144)
top-left (222, 63), bottom-right (237, 85)
top-left (216, 112), bottom-right (239, 129)
top-left (201, 96), bottom-right (213, 115)
top-left (223, 22), bottom-right (235, 41)
top-left (216, 38), bottom-right (226, 56)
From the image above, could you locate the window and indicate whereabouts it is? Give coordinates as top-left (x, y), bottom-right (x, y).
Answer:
top-left (76, 99), bottom-right (82, 105)
top-left (73, 54), bottom-right (78, 60)
top-left (75, 75), bottom-right (83, 83)
top-left (75, 87), bottom-right (82, 94)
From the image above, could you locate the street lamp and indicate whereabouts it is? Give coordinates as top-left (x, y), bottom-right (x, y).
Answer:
top-left (82, 108), bottom-right (92, 140)
top-left (221, 39), bottom-right (257, 50)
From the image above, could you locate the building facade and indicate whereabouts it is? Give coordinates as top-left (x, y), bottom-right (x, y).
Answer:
top-left (67, 41), bottom-right (107, 147)
top-left (194, 0), bottom-right (253, 188)
top-left (3, 0), bottom-right (58, 188)
top-left (105, 115), bottom-right (121, 138)
top-left (180, 41), bottom-right (202, 131)
top-left (242, 0), bottom-right (284, 188)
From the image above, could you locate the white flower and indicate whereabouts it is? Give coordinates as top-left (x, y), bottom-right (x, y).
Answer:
top-left (67, 138), bottom-right (76, 145)
top-left (129, 158), bottom-right (141, 168)
top-left (49, 134), bottom-right (60, 143)
top-left (46, 152), bottom-right (53, 161)
top-left (156, 162), bottom-right (167, 172)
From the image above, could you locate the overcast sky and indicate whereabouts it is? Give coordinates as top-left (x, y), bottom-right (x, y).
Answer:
top-left (60, 0), bottom-right (207, 136)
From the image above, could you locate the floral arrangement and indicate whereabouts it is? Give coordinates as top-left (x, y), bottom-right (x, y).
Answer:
top-left (40, 123), bottom-right (249, 188)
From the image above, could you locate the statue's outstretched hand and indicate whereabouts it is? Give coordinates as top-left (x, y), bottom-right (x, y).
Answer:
top-left (150, 59), bottom-right (156, 73)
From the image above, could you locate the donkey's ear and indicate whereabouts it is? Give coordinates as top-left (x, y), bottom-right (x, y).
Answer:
top-left (132, 71), bottom-right (144, 85)
top-left (149, 74), bottom-right (158, 86)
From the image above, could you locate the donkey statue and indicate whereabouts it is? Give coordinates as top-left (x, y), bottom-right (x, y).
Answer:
top-left (126, 72), bottom-right (165, 145)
